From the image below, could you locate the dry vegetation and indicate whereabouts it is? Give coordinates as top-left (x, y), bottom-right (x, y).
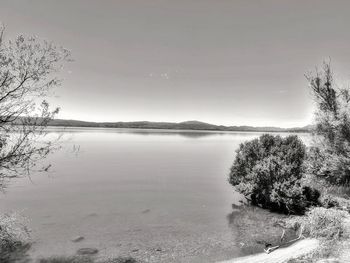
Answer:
top-left (0, 212), bottom-right (31, 262)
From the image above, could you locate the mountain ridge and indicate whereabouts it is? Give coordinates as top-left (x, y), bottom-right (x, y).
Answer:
top-left (47, 119), bottom-right (312, 133)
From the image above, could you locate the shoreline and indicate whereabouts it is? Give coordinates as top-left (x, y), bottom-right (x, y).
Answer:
top-left (44, 125), bottom-right (310, 134)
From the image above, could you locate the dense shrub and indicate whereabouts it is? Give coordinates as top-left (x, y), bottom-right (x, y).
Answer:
top-left (319, 194), bottom-right (340, 209)
top-left (229, 134), bottom-right (319, 214)
top-left (319, 194), bottom-right (350, 212)
top-left (307, 145), bottom-right (350, 186)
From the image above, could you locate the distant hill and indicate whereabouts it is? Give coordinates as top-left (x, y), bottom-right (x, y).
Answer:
top-left (47, 119), bottom-right (312, 133)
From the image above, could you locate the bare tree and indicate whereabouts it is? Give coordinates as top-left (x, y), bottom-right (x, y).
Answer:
top-left (0, 26), bottom-right (71, 188)
top-left (306, 61), bottom-right (350, 185)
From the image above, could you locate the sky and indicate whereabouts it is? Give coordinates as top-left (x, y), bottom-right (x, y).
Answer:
top-left (1, 0), bottom-right (350, 127)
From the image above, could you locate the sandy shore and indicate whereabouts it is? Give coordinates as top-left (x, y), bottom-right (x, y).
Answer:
top-left (217, 238), bottom-right (319, 263)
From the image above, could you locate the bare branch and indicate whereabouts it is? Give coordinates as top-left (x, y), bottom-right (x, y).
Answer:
top-left (0, 28), bottom-right (71, 188)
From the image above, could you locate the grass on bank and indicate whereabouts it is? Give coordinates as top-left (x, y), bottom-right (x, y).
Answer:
top-left (287, 207), bottom-right (349, 240)
top-left (285, 195), bottom-right (350, 262)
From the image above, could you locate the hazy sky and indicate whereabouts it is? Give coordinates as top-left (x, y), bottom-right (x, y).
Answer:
top-left (2, 0), bottom-right (350, 127)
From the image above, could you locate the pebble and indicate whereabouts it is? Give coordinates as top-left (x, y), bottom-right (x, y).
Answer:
top-left (76, 248), bottom-right (99, 255)
top-left (71, 236), bottom-right (84, 242)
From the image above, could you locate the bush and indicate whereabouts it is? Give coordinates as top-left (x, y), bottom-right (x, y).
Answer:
top-left (286, 206), bottom-right (350, 262)
top-left (287, 207), bottom-right (348, 240)
top-left (0, 212), bottom-right (30, 262)
top-left (229, 134), bottom-right (320, 214)
top-left (319, 194), bottom-right (350, 213)
top-left (307, 145), bottom-right (350, 186)
top-left (319, 194), bottom-right (340, 209)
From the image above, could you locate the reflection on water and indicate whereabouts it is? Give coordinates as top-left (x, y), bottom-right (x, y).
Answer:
top-left (0, 128), bottom-right (310, 262)
top-left (46, 127), bottom-right (310, 140)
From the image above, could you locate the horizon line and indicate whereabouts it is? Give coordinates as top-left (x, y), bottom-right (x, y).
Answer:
top-left (51, 117), bottom-right (312, 129)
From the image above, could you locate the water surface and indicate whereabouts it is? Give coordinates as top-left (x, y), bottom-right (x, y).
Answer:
top-left (0, 128), bottom-right (310, 262)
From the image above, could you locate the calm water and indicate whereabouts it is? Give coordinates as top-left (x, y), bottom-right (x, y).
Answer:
top-left (0, 128), bottom-right (310, 262)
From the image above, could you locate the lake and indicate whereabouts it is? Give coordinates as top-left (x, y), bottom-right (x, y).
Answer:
top-left (0, 128), bottom-right (310, 262)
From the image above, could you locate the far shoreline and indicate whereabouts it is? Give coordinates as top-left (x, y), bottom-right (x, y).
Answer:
top-left (45, 123), bottom-right (311, 134)
top-left (45, 125), bottom-right (311, 134)
top-left (22, 117), bottom-right (312, 133)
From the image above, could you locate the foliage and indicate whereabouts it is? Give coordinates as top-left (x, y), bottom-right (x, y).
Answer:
top-left (319, 194), bottom-right (341, 209)
top-left (229, 134), bottom-right (320, 214)
top-left (0, 26), bottom-right (71, 188)
top-left (285, 206), bottom-right (350, 262)
top-left (0, 212), bottom-right (30, 262)
top-left (319, 194), bottom-right (350, 213)
top-left (306, 61), bottom-right (350, 185)
top-left (307, 143), bottom-right (350, 186)
top-left (287, 207), bottom-right (348, 240)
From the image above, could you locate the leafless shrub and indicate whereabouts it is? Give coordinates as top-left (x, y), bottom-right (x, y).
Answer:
top-left (0, 25), bottom-right (71, 188)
